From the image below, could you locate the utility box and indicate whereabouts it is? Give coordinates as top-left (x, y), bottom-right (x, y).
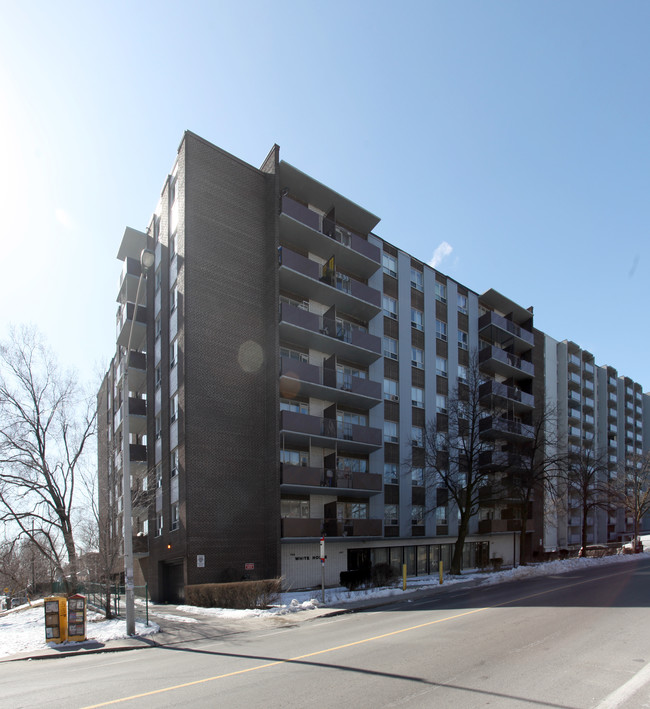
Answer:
top-left (44, 596), bottom-right (67, 644)
top-left (67, 594), bottom-right (87, 642)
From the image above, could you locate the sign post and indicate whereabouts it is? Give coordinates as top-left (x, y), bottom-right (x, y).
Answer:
top-left (320, 536), bottom-right (325, 604)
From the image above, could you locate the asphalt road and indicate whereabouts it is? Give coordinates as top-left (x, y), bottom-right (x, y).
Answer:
top-left (3, 558), bottom-right (650, 708)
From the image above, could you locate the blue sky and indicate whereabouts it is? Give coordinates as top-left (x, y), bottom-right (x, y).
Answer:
top-left (0, 1), bottom-right (648, 389)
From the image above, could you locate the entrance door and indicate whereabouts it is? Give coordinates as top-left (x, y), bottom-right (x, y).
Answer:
top-left (161, 561), bottom-right (185, 604)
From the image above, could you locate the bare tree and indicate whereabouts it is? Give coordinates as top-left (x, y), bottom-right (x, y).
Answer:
top-left (0, 326), bottom-right (96, 593)
top-left (559, 444), bottom-right (609, 555)
top-left (420, 354), bottom-right (495, 575)
top-left (608, 453), bottom-right (650, 551)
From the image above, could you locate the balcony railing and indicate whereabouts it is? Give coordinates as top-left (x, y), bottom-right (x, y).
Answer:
top-left (280, 411), bottom-right (382, 450)
top-left (479, 380), bottom-right (534, 409)
top-left (478, 311), bottom-right (534, 350)
top-left (323, 518), bottom-right (382, 537)
top-left (479, 416), bottom-right (534, 440)
top-left (479, 346), bottom-right (534, 378)
top-left (279, 357), bottom-right (381, 404)
top-left (116, 301), bottom-right (148, 349)
top-left (280, 464), bottom-right (382, 493)
top-left (281, 518), bottom-right (323, 538)
top-left (478, 450), bottom-right (531, 469)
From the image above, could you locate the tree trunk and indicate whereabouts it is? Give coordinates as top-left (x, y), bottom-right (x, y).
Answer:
top-left (451, 514), bottom-right (471, 574)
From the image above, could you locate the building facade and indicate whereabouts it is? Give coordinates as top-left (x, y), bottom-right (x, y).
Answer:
top-left (98, 132), bottom-right (648, 602)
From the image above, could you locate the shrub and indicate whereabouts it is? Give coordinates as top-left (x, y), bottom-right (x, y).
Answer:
top-left (340, 569), bottom-right (368, 590)
top-left (185, 578), bottom-right (283, 609)
top-left (370, 563), bottom-right (398, 587)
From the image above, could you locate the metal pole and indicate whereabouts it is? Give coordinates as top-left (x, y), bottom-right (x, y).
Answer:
top-left (320, 536), bottom-right (325, 604)
top-left (122, 248), bottom-right (154, 636)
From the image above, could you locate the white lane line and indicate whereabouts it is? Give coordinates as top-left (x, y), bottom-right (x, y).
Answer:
top-left (595, 661), bottom-right (650, 708)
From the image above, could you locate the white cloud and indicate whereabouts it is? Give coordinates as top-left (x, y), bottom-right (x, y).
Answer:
top-left (428, 241), bottom-right (453, 269)
top-left (55, 208), bottom-right (73, 229)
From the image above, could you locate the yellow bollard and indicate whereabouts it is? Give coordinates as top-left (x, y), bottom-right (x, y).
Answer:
top-left (439, 560), bottom-right (443, 585)
top-left (403, 563), bottom-right (407, 591)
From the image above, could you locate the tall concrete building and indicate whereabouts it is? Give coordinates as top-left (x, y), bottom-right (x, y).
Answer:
top-left (98, 132), bottom-right (647, 602)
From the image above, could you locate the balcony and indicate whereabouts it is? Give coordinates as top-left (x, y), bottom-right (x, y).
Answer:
top-left (132, 534), bottom-right (149, 557)
top-left (478, 519), bottom-right (534, 534)
top-left (127, 397), bottom-right (147, 436)
top-left (478, 312), bottom-right (534, 353)
top-left (279, 357), bottom-right (381, 410)
top-left (323, 518), bottom-right (382, 538)
top-left (479, 346), bottom-right (534, 380)
top-left (479, 380), bottom-right (534, 412)
top-left (117, 257), bottom-right (143, 304)
top-left (279, 247), bottom-right (381, 321)
top-left (279, 196), bottom-right (380, 280)
top-left (116, 301), bottom-right (148, 350)
top-left (279, 303), bottom-right (381, 366)
top-left (478, 451), bottom-right (531, 471)
top-left (281, 518), bottom-right (323, 538)
top-left (117, 350), bottom-right (147, 393)
top-left (280, 411), bottom-right (382, 452)
top-left (479, 416), bottom-right (534, 442)
top-left (280, 464), bottom-right (382, 497)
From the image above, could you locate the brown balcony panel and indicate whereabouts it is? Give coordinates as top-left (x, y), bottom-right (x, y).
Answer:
top-left (128, 398), bottom-right (147, 417)
top-left (129, 444), bottom-right (147, 462)
top-left (281, 517), bottom-right (323, 537)
top-left (479, 380), bottom-right (534, 410)
top-left (280, 410), bottom-right (322, 436)
top-left (281, 195), bottom-right (321, 231)
top-left (324, 518), bottom-right (382, 537)
top-left (479, 416), bottom-right (534, 441)
top-left (128, 350), bottom-right (147, 371)
top-left (479, 346), bottom-right (534, 379)
top-left (279, 302), bottom-right (320, 332)
top-left (132, 535), bottom-right (149, 556)
top-left (350, 329), bottom-right (381, 355)
top-left (279, 357), bottom-right (320, 385)
top-left (478, 519), bottom-right (509, 534)
top-left (281, 464), bottom-right (323, 487)
top-left (478, 311), bottom-right (534, 351)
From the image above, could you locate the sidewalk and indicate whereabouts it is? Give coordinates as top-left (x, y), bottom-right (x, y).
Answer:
top-left (0, 576), bottom-right (482, 663)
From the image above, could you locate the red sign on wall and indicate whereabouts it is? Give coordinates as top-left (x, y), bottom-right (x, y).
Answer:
top-left (245, 563), bottom-right (254, 570)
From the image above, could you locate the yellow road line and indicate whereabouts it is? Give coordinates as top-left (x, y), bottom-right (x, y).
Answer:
top-left (80, 569), bottom-right (623, 708)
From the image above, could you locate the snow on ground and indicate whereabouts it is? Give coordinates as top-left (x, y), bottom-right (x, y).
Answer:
top-left (1, 547), bottom-right (647, 659)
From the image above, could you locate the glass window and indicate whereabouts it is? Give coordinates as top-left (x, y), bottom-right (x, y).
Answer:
top-left (155, 364), bottom-right (162, 388)
top-left (383, 295), bottom-right (397, 319)
top-left (384, 421), bottom-right (399, 443)
top-left (154, 313), bottom-right (162, 340)
top-left (383, 336), bottom-right (398, 360)
top-left (436, 320), bottom-right (447, 341)
top-left (436, 356), bottom-right (448, 377)
top-left (411, 347), bottom-right (424, 369)
top-left (458, 330), bottom-right (468, 350)
top-left (170, 282), bottom-right (178, 313)
top-left (170, 448), bottom-right (179, 477)
top-left (435, 282), bottom-right (447, 304)
top-left (411, 386), bottom-right (424, 408)
top-left (410, 268), bottom-right (423, 291)
top-left (382, 253), bottom-right (397, 277)
top-left (411, 308), bottom-right (424, 331)
top-left (436, 394), bottom-right (448, 414)
top-left (280, 398), bottom-right (308, 414)
top-left (155, 414), bottom-right (161, 440)
top-left (458, 365), bottom-right (468, 383)
top-left (281, 498), bottom-right (310, 518)
top-left (156, 512), bottom-right (163, 536)
top-left (412, 467), bottom-right (424, 486)
top-left (384, 504), bottom-right (399, 525)
top-left (170, 339), bottom-right (178, 369)
top-left (412, 505), bottom-right (425, 525)
top-left (280, 449), bottom-right (309, 467)
top-left (171, 502), bottom-right (179, 531)
top-left (412, 426), bottom-right (424, 447)
top-left (170, 394), bottom-right (178, 424)
top-left (436, 506), bottom-right (448, 525)
top-left (384, 463), bottom-right (399, 485)
top-left (280, 346), bottom-right (308, 363)
top-left (155, 463), bottom-right (162, 489)
top-left (384, 378), bottom-right (399, 401)
top-left (169, 231), bottom-right (177, 260)
top-left (458, 294), bottom-right (468, 314)
top-left (154, 265), bottom-right (162, 292)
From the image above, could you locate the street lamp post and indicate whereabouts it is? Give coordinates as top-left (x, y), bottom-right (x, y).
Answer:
top-left (122, 247), bottom-right (154, 635)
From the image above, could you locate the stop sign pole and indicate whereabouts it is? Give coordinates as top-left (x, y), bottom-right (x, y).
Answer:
top-left (320, 536), bottom-right (325, 604)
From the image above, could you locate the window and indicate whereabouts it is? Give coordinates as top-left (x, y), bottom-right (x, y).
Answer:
top-left (384, 421), bottom-right (398, 443)
top-left (170, 283), bottom-right (178, 313)
top-left (169, 175), bottom-right (177, 205)
top-left (281, 449), bottom-right (309, 467)
top-left (384, 378), bottom-right (399, 401)
top-left (170, 448), bottom-right (179, 477)
top-left (436, 319), bottom-right (447, 342)
top-left (412, 467), bottom-right (424, 486)
top-left (281, 498), bottom-right (309, 518)
top-left (435, 282), bottom-right (447, 304)
top-left (458, 294), bottom-right (468, 315)
top-left (155, 364), bottom-right (162, 389)
top-left (436, 506), bottom-right (448, 525)
top-left (411, 386), bottom-right (424, 408)
top-left (458, 330), bottom-right (468, 350)
top-left (383, 253), bottom-right (397, 277)
top-left (410, 308), bottom-right (424, 331)
top-left (383, 295), bottom-right (397, 319)
top-left (155, 414), bottom-right (161, 440)
top-left (155, 463), bottom-right (162, 489)
top-left (384, 463), bottom-right (399, 485)
top-left (412, 505), bottom-right (425, 525)
top-left (410, 268), bottom-right (423, 291)
top-left (154, 313), bottom-right (162, 340)
top-left (280, 346), bottom-right (308, 363)
top-left (154, 265), bottom-right (162, 293)
top-left (170, 339), bottom-right (178, 369)
top-left (411, 347), bottom-right (424, 369)
top-left (169, 231), bottom-right (177, 260)
top-left (412, 425), bottom-right (424, 447)
top-left (436, 356), bottom-right (448, 377)
top-left (436, 394), bottom-right (447, 414)
top-left (156, 512), bottom-right (163, 537)
top-left (458, 365), bottom-right (468, 383)
top-left (152, 215), bottom-right (161, 243)
top-left (384, 504), bottom-right (399, 526)
top-left (280, 398), bottom-right (309, 414)
top-left (338, 456), bottom-right (368, 473)
top-left (383, 336), bottom-right (398, 360)
top-left (170, 394), bottom-right (179, 424)
top-left (171, 502), bottom-right (179, 531)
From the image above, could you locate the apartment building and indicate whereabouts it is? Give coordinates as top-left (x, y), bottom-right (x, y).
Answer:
top-left (98, 132), bottom-right (646, 602)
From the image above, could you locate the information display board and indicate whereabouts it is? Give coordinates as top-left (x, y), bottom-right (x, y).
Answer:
top-left (44, 596), bottom-right (67, 644)
top-left (67, 594), bottom-right (87, 641)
